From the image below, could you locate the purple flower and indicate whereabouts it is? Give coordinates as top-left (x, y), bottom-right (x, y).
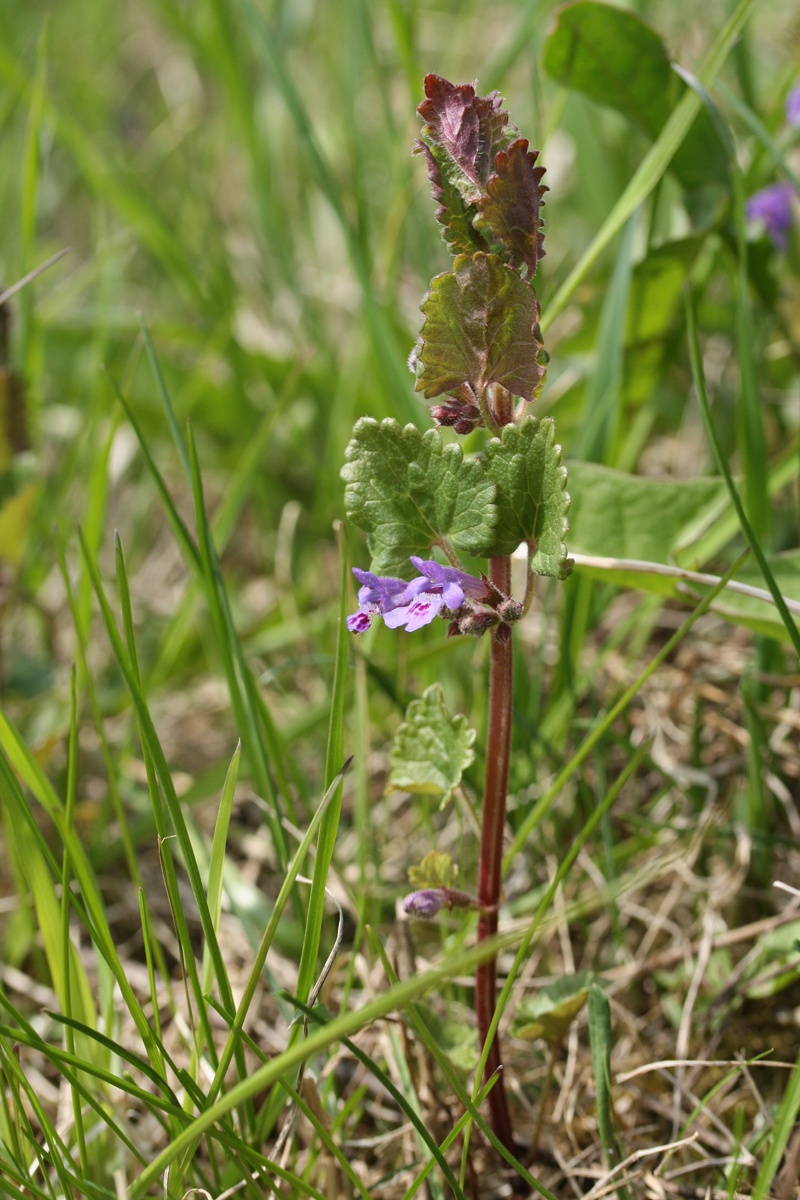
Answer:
top-left (403, 888), bottom-right (445, 919)
top-left (786, 85), bottom-right (800, 129)
top-left (346, 557), bottom-right (489, 633)
top-left (746, 182), bottom-right (795, 251)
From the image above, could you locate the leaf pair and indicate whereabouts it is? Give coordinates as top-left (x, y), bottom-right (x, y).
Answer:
top-left (341, 414), bottom-right (571, 580)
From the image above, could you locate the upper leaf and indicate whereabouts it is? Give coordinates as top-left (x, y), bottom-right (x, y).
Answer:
top-left (417, 74), bottom-right (518, 199)
top-left (482, 416), bottom-right (571, 577)
top-left (389, 685), bottom-right (476, 802)
top-left (475, 139), bottom-right (547, 277)
top-left (414, 253), bottom-right (547, 403)
top-left (413, 140), bottom-right (489, 257)
top-left (341, 417), bottom-right (496, 576)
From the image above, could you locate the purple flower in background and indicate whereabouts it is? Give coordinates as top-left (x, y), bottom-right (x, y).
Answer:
top-left (786, 85), bottom-right (800, 128)
top-left (745, 182), bottom-right (795, 251)
top-left (346, 556), bottom-right (489, 633)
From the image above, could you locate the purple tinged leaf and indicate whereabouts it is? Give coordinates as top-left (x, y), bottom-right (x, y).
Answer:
top-left (413, 139), bottom-right (489, 257)
top-left (415, 252), bottom-right (547, 403)
top-left (417, 75), bottom-right (517, 196)
top-left (475, 139), bottom-right (548, 277)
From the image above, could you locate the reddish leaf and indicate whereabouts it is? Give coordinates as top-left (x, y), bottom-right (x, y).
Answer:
top-left (413, 140), bottom-right (488, 257)
top-left (417, 74), bottom-right (516, 196)
top-left (414, 252), bottom-right (547, 403)
top-left (476, 139), bottom-right (548, 277)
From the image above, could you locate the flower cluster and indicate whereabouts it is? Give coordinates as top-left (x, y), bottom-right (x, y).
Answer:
top-left (347, 556), bottom-right (491, 634)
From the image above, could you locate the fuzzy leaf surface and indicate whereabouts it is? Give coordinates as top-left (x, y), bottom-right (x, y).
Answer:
top-left (475, 139), bottom-right (547, 276)
top-left (482, 417), bottom-right (571, 577)
top-left (408, 850), bottom-right (459, 889)
top-left (388, 685), bottom-right (476, 802)
top-left (417, 74), bottom-right (517, 199)
top-left (413, 140), bottom-right (489, 257)
top-left (542, 2), bottom-right (728, 191)
top-left (415, 253), bottom-right (546, 402)
top-left (341, 418), bottom-right (496, 575)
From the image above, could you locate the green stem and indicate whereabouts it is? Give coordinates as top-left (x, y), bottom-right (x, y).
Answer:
top-left (475, 553), bottom-right (515, 1155)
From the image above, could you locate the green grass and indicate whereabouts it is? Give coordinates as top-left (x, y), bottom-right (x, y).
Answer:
top-left (1, 0), bottom-right (800, 1196)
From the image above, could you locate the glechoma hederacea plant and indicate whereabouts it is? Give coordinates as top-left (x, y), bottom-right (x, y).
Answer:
top-left (342, 75), bottom-right (572, 1156)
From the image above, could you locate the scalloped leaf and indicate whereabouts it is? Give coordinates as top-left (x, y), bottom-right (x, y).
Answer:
top-left (388, 685), bottom-right (476, 803)
top-left (417, 74), bottom-right (517, 198)
top-left (408, 850), bottom-right (459, 889)
top-left (414, 253), bottom-right (547, 402)
top-left (482, 416), bottom-right (571, 577)
top-left (475, 139), bottom-right (548, 276)
top-left (413, 140), bottom-right (489, 257)
top-left (341, 418), bottom-right (496, 575)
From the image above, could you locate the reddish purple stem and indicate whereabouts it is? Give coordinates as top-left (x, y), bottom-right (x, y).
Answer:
top-left (476, 553), bottom-right (515, 1153)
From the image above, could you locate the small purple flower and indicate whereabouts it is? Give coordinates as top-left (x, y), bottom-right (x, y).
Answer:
top-left (786, 85), bottom-right (800, 129)
top-left (403, 888), bottom-right (445, 919)
top-left (346, 557), bottom-right (489, 633)
top-left (746, 181), bottom-right (795, 251)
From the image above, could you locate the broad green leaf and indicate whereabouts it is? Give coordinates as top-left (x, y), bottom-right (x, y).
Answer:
top-left (388, 685), bottom-right (476, 802)
top-left (341, 418), bottom-right (496, 575)
top-left (623, 237), bottom-right (704, 405)
top-left (567, 461), bottom-right (728, 565)
top-left (511, 972), bottom-right (593, 1045)
top-left (413, 140), bottom-right (489, 257)
top-left (567, 464), bottom-right (800, 642)
top-left (482, 416), bottom-right (571, 577)
top-left (408, 850), bottom-right (459, 889)
top-left (475, 138), bottom-right (547, 276)
top-left (415, 254), bottom-right (547, 402)
top-left (417, 74), bottom-right (517, 199)
top-left (542, 2), bottom-right (729, 192)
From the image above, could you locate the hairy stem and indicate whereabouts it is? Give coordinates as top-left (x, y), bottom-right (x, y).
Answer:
top-left (476, 553), bottom-right (515, 1153)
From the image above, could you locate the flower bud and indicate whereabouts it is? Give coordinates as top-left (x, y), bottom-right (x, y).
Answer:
top-left (403, 888), bottom-right (445, 919)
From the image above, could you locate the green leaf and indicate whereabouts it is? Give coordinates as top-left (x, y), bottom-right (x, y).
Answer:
top-left (388, 685), bottom-right (476, 802)
top-left (341, 418), bottom-right (496, 575)
top-left (415, 254), bottom-right (547, 402)
top-left (475, 138), bottom-right (548, 276)
top-left (542, 1), bottom-right (729, 192)
top-left (623, 237), bottom-right (704, 405)
top-left (567, 461), bottom-right (728, 565)
top-left (482, 416), bottom-right (571, 577)
top-left (408, 850), bottom-right (459, 889)
top-left (511, 972), bottom-right (593, 1045)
